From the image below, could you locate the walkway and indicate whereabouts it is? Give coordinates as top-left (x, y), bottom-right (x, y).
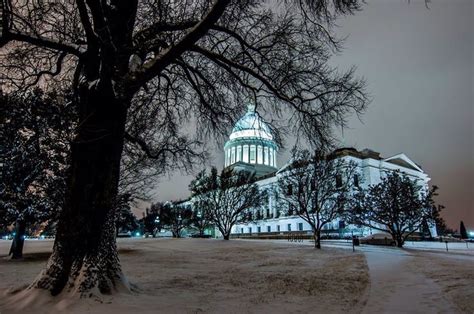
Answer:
top-left (242, 239), bottom-right (465, 313)
top-left (360, 247), bottom-right (457, 313)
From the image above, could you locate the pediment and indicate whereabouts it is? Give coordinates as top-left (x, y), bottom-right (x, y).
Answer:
top-left (384, 153), bottom-right (423, 172)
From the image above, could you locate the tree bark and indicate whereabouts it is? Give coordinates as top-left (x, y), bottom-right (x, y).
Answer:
top-left (223, 233), bottom-right (230, 240)
top-left (9, 220), bottom-right (26, 259)
top-left (315, 229), bottom-right (321, 249)
top-left (396, 234), bottom-right (404, 248)
top-left (29, 83), bottom-right (130, 297)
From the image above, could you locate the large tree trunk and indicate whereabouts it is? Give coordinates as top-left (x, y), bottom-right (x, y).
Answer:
top-left (28, 83), bottom-right (130, 297)
top-left (315, 229), bottom-right (321, 249)
top-left (223, 229), bottom-right (230, 240)
top-left (395, 234), bottom-right (404, 248)
top-left (9, 219), bottom-right (26, 259)
top-left (312, 231), bottom-right (318, 249)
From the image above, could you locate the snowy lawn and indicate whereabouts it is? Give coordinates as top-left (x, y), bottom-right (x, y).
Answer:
top-left (0, 238), bottom-right (368, 313)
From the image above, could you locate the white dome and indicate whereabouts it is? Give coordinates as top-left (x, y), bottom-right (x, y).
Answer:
top-left (224, 105), bottom-right (278, 171)
top-left (229, 110), bottom-right (273, 141)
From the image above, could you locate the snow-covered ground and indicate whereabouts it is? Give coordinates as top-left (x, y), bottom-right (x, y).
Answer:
top-left (240, 238), bottom-right (474, 313)
top-left (0, 238), bottom-right (368, 313)
top-left (0, 238), bottom-right (472, 313)
top-left (402, 240), bottom-right (474, 252)
top-left (322, 239), bottom-right (474, 254)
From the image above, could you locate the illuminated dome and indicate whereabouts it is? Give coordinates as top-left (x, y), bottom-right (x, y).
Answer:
top-left (224, 104), bottom-right (278, 173)
top-left (229, 109), bottom-right (273, 141)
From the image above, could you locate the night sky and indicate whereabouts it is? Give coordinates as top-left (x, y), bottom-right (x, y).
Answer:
top-left (143, 0), bottom-right (473, 230)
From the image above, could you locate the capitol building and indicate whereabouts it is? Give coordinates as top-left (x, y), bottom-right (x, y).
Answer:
top-left (179, 105), bottom-right (437, 238)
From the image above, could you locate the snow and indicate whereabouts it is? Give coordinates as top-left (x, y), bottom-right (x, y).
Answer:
top-left (0, 238), bottom-right (472, 313)
top-left (0, 238), bottom-right (368, 313)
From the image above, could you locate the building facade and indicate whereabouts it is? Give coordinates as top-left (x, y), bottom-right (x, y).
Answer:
top-left (176, 106), bottom-right (437, 238)
top-left (222, 106), bottom-right (437, 238)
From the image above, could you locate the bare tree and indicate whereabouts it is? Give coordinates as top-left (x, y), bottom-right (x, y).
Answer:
top-left (0, 0), bottom-right (368, 297)
top-left (160, 202), bottom-right (192, 238)
top-left (350, 171), bottom-right (437, 247)
top-left (277, 149), bottom-right (358, 248)
top-left (190, 167), bottom-right (265, 240)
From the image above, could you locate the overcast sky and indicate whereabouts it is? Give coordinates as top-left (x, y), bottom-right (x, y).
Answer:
top-left (143, 0), bottom-right (473, 230)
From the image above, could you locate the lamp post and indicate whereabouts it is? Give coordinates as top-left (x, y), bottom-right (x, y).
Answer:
top-left (197, 211), bottom-right (203, 237)
top-left (177, 214), bottom-right (182, 238)
top-left (154, 217), bottom-right (160, 237)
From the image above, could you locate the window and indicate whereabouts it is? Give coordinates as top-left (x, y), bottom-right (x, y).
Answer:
top-left (257, 145), bottom-right (263, 164)
top-left (243, 145), bottom-right (249, 163)
top-left (241, 228), bottom-right (244, 234)
top-left (250, 145), bottom-right (256, 163)
top-left (231, 147), bottom-right (236, 164)
top-left (236, 146), bottom-right (242, 162)
top-left (267, 226), bottom-right (271, 232)
top-left (273, 149), bottom-right (277, 167)
top-left (277, 225), bottom-right (281, 232)
top-left (287, 224), bottom-right (292, 232)
top-left (264, 147), bottom-right (269, 165)
top-left (269, 149), bottom-right (274, 166)
top-left (226, 149), bottom-right (230, 166)
top-left (298, 223), bottom-right (303, 231)
top-left (249, 227), bottom-right (252, 234)
top-left (257, 226), bottom-right (261, 233)
top-left (354, 174), bottom-right (359, 187)
top-left (336, 174), bottom-right (342, 188)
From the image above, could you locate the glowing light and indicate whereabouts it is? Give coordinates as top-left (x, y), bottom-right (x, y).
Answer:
top-left (135, 232), bottom-right (141, 237)
top-left (229, 129), bottom-right (273, 140)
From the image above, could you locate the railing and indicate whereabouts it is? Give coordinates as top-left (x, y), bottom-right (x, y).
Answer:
top-left (231, 231), bottom-right (313, 240)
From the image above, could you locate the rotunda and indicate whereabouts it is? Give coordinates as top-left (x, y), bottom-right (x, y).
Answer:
top-left (224, 105), bottom-right (278, 176)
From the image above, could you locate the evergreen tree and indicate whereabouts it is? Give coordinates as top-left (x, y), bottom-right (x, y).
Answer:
top-left (142, 202), bottom-right (164, 237)
top-left (460, 221), bottom-right (468, 239)
top-left (432, 204), bottom-right (449, 236)
top-left (0, 90), bottom-right (74, 259)
top-left (115, 194), bottom-right (139, 236)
